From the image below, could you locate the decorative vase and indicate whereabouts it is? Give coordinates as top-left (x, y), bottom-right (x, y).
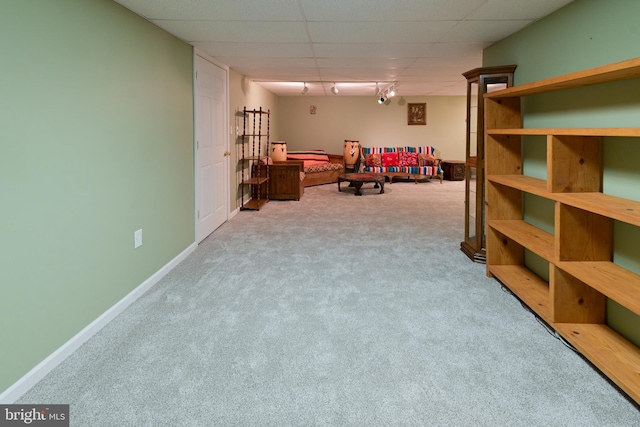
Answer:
top-left (343, 140), bottom-right (360, 168)
top-left (271, 141), bottom-right (287, 162)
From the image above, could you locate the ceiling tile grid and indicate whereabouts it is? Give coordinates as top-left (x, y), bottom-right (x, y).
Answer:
top-left (114, 0), bottom-right (575, 96)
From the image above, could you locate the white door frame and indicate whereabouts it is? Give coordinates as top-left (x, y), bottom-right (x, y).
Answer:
top-left (194, 49), bottom-right (230, 242)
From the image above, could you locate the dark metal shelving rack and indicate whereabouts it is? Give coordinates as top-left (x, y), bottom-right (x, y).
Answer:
top-left (240, 107), bottom-right (270, 210)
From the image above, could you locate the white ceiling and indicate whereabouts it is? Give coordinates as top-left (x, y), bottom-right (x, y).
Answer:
top-left (113, 0), bottom-right (574, 97)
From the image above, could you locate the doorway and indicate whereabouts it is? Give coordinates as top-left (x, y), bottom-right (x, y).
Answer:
top-left (194, 53), bottom-right (229, 242)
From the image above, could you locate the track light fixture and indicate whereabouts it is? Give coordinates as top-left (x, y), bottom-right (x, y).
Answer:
top-left (375, 82), bottom-right (396, 104)
top-left (331, 83), bottom-right (339, 95)
top-left (388, 86), bottom-right (396, 97)
top-left (301, 82), bottom-right (308, 95)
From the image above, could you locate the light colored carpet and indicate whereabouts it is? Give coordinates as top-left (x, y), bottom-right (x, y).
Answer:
top-left (18, 180), bottom-right (640, 425)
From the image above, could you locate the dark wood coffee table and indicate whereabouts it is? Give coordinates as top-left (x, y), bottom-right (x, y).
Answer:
top-left (337, 173), bottom-right (385, 196)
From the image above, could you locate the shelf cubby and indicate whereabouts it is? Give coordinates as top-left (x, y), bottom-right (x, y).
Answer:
top-left (554, 323), bottom-right (640, 404)
top-left (490, 264), bottom-right (551, 322)
top-left (488, 219), bottom-right (554, 262)
top-left (557, 261), bottom-right (640, 316)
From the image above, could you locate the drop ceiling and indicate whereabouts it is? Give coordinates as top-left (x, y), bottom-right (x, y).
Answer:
top-left (113, 0), bottom-right (573, 96)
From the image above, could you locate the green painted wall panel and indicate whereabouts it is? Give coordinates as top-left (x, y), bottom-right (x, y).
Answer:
top-left (0, 0), bottom-right (194, 392)
top-left (484, 0), bottom-right (640, 346)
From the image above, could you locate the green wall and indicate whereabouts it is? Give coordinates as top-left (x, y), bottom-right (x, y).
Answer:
top-left (484, 0), bottom-right (640, 345)
top-left (0, 0), bottom-right (194, 392)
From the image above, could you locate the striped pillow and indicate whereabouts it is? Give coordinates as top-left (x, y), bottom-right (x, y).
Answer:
top-left (287, 150), bottom-right (330, 163)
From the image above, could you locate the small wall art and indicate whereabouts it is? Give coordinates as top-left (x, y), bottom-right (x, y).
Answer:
top-left (407, 103), bottom-right (426, 125)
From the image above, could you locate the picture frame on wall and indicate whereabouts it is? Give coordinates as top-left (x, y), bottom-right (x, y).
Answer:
top-left (407, 103), bottom-right (426, 125)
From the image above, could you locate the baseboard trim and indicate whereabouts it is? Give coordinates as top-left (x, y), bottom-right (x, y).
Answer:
top-left (0, 242), bottom-right (197, 403)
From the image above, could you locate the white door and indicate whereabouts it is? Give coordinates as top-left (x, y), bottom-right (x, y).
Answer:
top-left (195, 55), bottom-right (228, 242)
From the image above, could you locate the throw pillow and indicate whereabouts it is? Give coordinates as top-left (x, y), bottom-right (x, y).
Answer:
top-left (418, 153), bottom-right (436, 166)
top-left (381, 152), bottom-right (399, 167)
top-left (365, 153), bottom-right (382, 167)
top-left (287, 150), bottom-right (330, 163)
top-left (398, 151), bottom-right (418, 167)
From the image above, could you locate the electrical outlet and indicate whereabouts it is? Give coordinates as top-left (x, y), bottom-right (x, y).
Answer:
top-left (134, 229), bottom-right (143, 248)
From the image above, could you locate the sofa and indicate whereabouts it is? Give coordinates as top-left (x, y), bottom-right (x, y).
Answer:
top-left (360, 146), bottom-right (443, 183)
top-left (286, 150), bottom-right (344, 187)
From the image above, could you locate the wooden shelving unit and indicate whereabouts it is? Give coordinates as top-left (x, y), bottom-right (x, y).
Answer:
top-left (484, 57), bottom-right (640, 404)
top-left (240, 107), bottom-right (270, 211)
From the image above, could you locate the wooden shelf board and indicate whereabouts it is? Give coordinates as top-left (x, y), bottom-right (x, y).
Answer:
top-left (554, 192), bottom-right (640, 227)
top-left (241, 177), bottom-right (268, 185)
top-left (488, 175), bottom-right (640, 227)
top-left (489, 265), bottom-right (551, 322)
top-left (488, 220), bottom-right (555, 262)
top-left (240, 198), bottom-right (268, 211)
top-left (485, 57), bottom-right (640, 99)
top-left (555, 323), bottom-right (640, 404)
top-left (557, 261), bottom-right (640, 316)
top-left (488, 175), bottom-right (548, 198)
top-left (487, 128), bottom-right (640, 137)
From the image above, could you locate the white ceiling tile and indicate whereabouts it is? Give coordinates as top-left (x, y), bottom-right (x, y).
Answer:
top-left (318, 70), bottom-right (400, 81)
top-left (193, 42), bottom-right (314, 58)
top-left (216, 57), bottom-right (318, 69)
top-left (241, 68), bottom-right (322, 78)
top-left (300, 0), bottom-right (487, 21)
top-left (411, 57), bottom-right (481, 69)
top-left (307, 21), bottom-right (458, 44)
top-left (313, 43), bottom-right (433, 58)
top-left (398, 68), bottom-right (465, 79)
top-left (116, 0), bottom-right (303, 21)
top-left (423, 42), bottom-right (490, 57)
top-left (444, 19), bottom-right (535, 43)
top-left (315, 57), bottom-right (417, 68)
top-left (469, 0), bottom-right (574, 20)
top-left (152, 20), bottom-right (309, 43)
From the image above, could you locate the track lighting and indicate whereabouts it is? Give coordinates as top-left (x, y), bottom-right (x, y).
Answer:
top-left (375, 82), bottom-right (396, 103)
top-left (331, 83), bottom-right (339, 95)
top-left (388, 86), bottom-right (396, 97)
top-left (301, 82), bottom-right (308, 95)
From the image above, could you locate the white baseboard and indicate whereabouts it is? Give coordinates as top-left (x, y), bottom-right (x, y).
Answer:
top-left (0, 242), bottom-right (197, 403)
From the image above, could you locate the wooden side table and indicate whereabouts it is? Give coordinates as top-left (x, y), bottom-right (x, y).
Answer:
top-left (442, 160), bottom-right (465, 181)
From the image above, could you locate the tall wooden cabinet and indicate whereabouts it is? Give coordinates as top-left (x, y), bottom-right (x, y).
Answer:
top-left (240, 107), bottom-right (270, 210)
top-left (484, 57), bottom-right (640, 404)
top-left (461, 65), bottom-right (516, 263)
